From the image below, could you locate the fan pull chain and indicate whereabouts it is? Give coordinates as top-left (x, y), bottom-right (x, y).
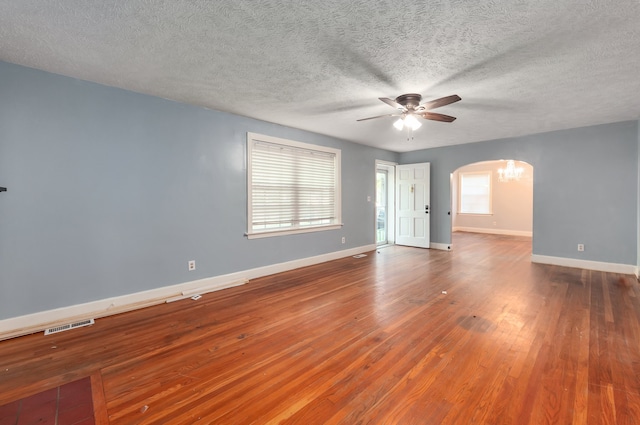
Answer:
top-left (406, 127), bottom-right (414, 142)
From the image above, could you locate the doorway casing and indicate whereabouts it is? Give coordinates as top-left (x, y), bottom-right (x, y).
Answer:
top-left (449, 159), bottom-right (534, 250)
top-left (375, 160), bottom-right (396, 246)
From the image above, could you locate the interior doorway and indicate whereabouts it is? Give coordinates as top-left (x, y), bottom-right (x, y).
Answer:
top-left (450, 159), bottom-right (533, 248)
top-left (375, 161), bottom-right (396, 246)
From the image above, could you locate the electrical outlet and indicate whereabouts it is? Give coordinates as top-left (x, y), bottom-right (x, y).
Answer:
top-left (577, 244), bottom-right (584, 252)
top-left (188, 260), bottom-right (196, 271)
top-left (341, 237), bottom-right (346, 244)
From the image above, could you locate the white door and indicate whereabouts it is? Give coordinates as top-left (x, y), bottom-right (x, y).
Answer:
top-left (396, 163), bottom-right (430, 248)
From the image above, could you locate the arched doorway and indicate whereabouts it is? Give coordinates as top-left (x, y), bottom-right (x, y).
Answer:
top-left (450, 159), bottom-right (533, 248)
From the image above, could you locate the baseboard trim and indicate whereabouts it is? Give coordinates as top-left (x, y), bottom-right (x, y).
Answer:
top-left (531, 254), bottom-right (636, 274)
top-left (453, 227), bottom-right (532, 237)
top-left (0, 244), bottom-right (376, 341)
top-left (430, 243), bottom-right (452, 251)
top-left (241, 244), bottom-right (377, 280)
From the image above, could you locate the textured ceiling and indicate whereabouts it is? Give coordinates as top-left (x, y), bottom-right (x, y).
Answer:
top-left (1, 0), bottom-right (640, 152)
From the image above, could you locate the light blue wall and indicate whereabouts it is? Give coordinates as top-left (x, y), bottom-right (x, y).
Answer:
top-left (2, 59), bottom-right (638, 321)
top-left (638, 119), bottom-right (640, 272)
top-left (400, 121), bottom-right (639, 265)
top-left (0, 61), bottom-right (398, 319)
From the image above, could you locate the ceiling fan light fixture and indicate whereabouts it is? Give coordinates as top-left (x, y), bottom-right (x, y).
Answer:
top-left (393, 118), bottom-right (405, 131)
top-left (404, 114), bottom-right (422, 131)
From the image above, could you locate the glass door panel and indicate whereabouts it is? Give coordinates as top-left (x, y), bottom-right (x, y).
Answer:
top-left (376, 170), bottom-right (388, 245)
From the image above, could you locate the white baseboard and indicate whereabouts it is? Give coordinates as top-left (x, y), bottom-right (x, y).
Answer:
top-left (636, 267), bottom-right (639, 280)
top-left (430, 242), bottom-right (452, 251)
top-left (241, 244), bottom-right (376, 280)
top-left (531, 254), bottom-right (636, 274)
top-left (453, 227), bottom-right (532, 237)
top-left (0, 244), bottom-right (376, 341)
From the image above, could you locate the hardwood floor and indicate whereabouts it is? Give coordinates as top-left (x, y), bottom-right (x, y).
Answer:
top-left (1, 232), bottom-right (639, 424)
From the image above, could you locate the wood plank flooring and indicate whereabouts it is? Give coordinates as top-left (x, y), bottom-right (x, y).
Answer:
top-left (1, 232), bottom-right (639, 424)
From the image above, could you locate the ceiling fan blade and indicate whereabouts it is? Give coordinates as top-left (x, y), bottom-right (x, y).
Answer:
top-left (357, 113), bottom-right (402, 122)
top-left (418, 112), bottom-right (457, 122)
top-left (420, 94), bottom-right (461, 111)
top-left (379, 97), bottom-right (405, 110)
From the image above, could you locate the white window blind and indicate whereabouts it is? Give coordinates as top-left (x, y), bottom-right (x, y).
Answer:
top-left (247, 133), bottom-right (341, 238)
top-left (459, 172), bottom-right (492, 214)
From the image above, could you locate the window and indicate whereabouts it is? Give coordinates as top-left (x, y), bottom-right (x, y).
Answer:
top-left (459, 171), bottom-right (492, 214)
top-left (247, 133), bottom-right (342, 238)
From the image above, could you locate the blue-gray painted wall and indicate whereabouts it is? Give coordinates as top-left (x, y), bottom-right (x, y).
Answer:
top-left (0, 61), bottom-right (398, 319)
top-left (1, 59), bottom-right (639, 322)
top-left (399, 121), bottom-right (639, 265)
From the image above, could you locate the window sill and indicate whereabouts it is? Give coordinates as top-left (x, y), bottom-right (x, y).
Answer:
top-left (246, 223), bottom-right (344, 239)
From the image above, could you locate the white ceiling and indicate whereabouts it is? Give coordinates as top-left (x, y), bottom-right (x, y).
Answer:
top-left (1, 1), bottom-right (639, 152)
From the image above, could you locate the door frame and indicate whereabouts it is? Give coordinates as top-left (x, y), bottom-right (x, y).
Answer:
top-left (449, 159), bottom-right (534, 250)
top-left (375, 160), bottom-right (397, 245)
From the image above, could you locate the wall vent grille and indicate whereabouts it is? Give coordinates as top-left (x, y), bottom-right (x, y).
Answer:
top-left (44, 319), bottom-right (95, 335)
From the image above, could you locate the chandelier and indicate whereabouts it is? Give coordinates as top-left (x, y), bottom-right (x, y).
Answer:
top-left (498, 160), bottom-right (524, 182)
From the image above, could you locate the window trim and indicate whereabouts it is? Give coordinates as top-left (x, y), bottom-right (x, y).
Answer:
top-left (458, 170), bottom-right (493, 215)
top-left (246, 132), bottom-right (342, 239)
